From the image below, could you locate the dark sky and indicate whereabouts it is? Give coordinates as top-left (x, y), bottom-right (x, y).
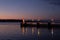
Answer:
top-left (0, 0), bottom-right (60, 19)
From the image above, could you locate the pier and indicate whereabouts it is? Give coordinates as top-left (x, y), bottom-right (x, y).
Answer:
top-left (21, 19), bottom-right (60, 28)
top-left (0, 19), bottom-right (60, 27)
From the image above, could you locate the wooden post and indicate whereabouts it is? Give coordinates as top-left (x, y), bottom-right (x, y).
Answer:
top-left (21, 17), bottom-right (25, 27)
top-left (37, 22), bottom-right (39, 26)
top-left (48, 21), bottom-right (51, 29)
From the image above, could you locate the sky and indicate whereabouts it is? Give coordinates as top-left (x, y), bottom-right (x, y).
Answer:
top-left (0, 0), bottom-right (60, 19)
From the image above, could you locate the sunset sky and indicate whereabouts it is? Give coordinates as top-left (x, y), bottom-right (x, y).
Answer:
top-left (0, 0), bottom-right (60, 19)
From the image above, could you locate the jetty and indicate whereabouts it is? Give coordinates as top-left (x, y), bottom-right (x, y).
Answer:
top-left (20, 19), bottom-right (60, 28)
top-left (0, 19), bottom-right (60, 28)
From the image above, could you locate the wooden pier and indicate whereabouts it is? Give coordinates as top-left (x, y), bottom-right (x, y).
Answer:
top-left (21, 20), bottom-right (60, 28)
top-left (21, 19), bottom-right (60, 28)
top-left (0, 19), bottom-right (60, 28)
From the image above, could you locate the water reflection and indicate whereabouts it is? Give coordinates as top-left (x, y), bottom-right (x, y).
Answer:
top-left (0, 22), bottom-right (59, 40)
top-left (21, 27), bottom-right (36, 35)
top-left (32, 27), bottom-right (35, 35)
top-left (53, 28), bottom-right (60, 40)
top-left (48, 27), bottom-right (54, 38)
top-left (25, 27), bottom-right (28, 34)
top-left (21, 27), bottom-right (25, 35)
top-left (38, 28), bottom-right (40, 36)
top-left (51, 27), bottom-right (53, 37)
top-left (21, 26), bottom-right (53, 40)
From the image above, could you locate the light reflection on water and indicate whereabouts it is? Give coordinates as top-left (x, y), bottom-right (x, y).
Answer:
top-left (0, 22), bottom-right (59, 40)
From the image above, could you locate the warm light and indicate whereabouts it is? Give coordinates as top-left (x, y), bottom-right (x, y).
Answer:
top-left (22, 27), bottom-right (25, 35)
top-left (51, 28), bottom-right (53, 37)
top-left (38, 29), bottom-right (40, 36)
top-left (51, 18), bottom-right (55, 24)
top-left (25, 28), bottom-right (28, 33)
top-left (22, 16), bottom-right (25, 23)
top-left (32, 27), bottom-right (34, 35)
top-left (51, 28), bottom-right (53, 34)
top-left (51, 18), bottom-right (54, 21)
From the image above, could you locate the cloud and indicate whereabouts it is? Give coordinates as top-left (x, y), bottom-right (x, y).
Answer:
top-left (49, 0), bottom-right (60, 6)
top-left (43, 0), bottom-right (60, 6)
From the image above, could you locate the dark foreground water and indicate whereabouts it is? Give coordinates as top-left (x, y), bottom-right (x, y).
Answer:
top-left (0, 22), bottom-right (60, 40)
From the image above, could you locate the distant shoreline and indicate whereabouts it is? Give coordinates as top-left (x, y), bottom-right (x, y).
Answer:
top-left (0, 19), bottom-right (22, 22)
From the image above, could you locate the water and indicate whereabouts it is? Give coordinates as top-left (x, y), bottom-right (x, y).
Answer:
top-left (0, 22), bottom-right (60, 40)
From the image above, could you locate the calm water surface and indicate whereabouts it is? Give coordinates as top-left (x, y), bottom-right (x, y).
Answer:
top-left (0, 22), bottom-right (60, 40)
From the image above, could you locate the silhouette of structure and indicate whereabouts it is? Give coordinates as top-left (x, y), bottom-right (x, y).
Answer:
top-left (0, 19), bottom-right (60, 28)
